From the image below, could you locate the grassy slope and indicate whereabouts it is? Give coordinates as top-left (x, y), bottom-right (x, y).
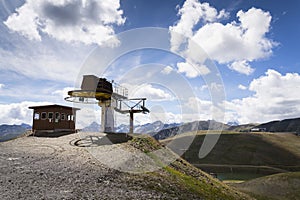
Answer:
top-left (162, 132), bottom-right (300, 171)
top-left (128, 135), bottom-right (252, 199)
top-left (231, 172), bottom-right (300, 200)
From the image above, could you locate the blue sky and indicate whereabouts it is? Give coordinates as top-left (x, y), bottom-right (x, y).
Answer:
top-left (0, 0), bottom-right (300, 127)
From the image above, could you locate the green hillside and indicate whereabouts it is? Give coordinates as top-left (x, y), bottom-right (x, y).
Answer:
top-left (162, 132), bottom-right (300, 172)
top-left (231, 172), bottom-right (300, 200)
top-left (127, 135), bottom-right (252, 199)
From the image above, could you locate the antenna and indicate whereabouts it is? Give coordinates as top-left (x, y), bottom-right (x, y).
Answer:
top-left (65, 75), bottom-right (149, 134)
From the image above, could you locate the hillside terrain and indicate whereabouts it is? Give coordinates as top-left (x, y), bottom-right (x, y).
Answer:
top-left (231, 172), bottom-right (300, 200)
top-left (161, 132), bottom-right (300, 172)
top-left (0, 132), bottom-right (251, 199)
top-left (153, 117), bottom-right (300, 140)
top-left (153, 120), bottom-right (228, 140)
top-left (161, 132), bottom-right (300, 199)
top-left (256, 118), bottom-right (300, 132)
top-left (0, 123), bottom-right (31, 142)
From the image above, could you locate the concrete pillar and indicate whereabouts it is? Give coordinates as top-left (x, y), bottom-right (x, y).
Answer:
top-left (99, 101), bottom-right (114, 133)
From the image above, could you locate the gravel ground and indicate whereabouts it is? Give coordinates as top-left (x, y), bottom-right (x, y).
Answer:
top-left (0, 132), bottom-right (173, 200)
top-left (0, 132), bottom-right (252, 200)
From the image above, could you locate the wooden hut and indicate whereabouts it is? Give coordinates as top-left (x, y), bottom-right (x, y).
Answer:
top-left (28, 105), bottom-right (80, 136)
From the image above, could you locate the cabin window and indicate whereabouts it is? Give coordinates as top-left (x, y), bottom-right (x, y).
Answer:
top-left (61, 113), bottom-right (65, 120)
top-left (34, 112), bottom-right (40, 120)
top-left (55, 112), bottom-right (60, 123)
top-left (48, 112), bottom-right (53, 122)
top-left (67, 114), bottom-right (74, 121)
top-left (48, 112), bottom-right (53, 119)
top-left (41, 112), bottom-right (47, 120)
top-left (55, 112), bottom-right (60, 119)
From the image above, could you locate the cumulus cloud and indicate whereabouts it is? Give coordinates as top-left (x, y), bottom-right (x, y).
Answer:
top-left (0, 46), bottom-right (82, 83)
top-left (177, 62), bottom-right (210, 78)
top-left (229, 60), bottom-right (254, 75)
top-left (131, 84), bottom-right (173, 101)
top-left (170, 0), bottom-right (276, 75)
top-left (238, 84), bottom-right (247, 90)
top-left (0, 101), bottom-right (52, 125)
top-left (169, 0), bottom-right (228, 52)
top-left (0, 84), bottom-right (4, 89)
top-left (226, 69), bottom-right (300, 124)
top-left (4, 0), bottom-right (125, 46)
top-left (0, 101), bottom-right (100, 129)
top-left (161, 66), bottom-right (173, 75)
top-left (169, 0), bottom-right (228, 78)
top-left (76, 106), bottom-right (100, 129)
top-left (183, 97), bottom-right (224, 122)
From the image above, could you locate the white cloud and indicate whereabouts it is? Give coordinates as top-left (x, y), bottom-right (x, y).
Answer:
top-left (238, 84), bottom-right (247, 90)
top-left (200, 85), bottom-right (208, 91)
top-left (161, 66), bottom-right (173, 75)
top-left (229, 60), bottom-right (254, 75)
top-left (135, 111), bottom-right (196, 125)
top-left (0, 101), bottom-right (100, 128)
top-left (209, 82), bottom-right (223, 92)
top-left (4, 0), bottom-right (125, 46)
top-left (0, 101), bottom-right (52, 125)
top-left (226, 69), bottom-right (300, 124)
top-left (130, 84), bottom-right (173, 101)
top-left (170, 1), bottom-right (276, 75)
top-left (75, 105), bottom-right (100, 129)
top-left (52, 87), bottom-right (75, 99)
top-left (177, 62), bottom-right (210, 78)
top-left (0, 47), bottom-right (82, 83)
top-left (0, 84), bottom-right (4, 89)
top-left (169, 0), bottom-right (228, 52)
top-left (192, 7), bottom-right (275, 64)
top-left (184, 97), bottom-right (224, 122)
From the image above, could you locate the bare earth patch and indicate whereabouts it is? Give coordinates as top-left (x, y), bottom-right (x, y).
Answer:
top-left (0, 132), bottom-right (251, 200)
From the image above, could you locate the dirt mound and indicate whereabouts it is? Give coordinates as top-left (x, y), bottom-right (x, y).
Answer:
top-left (0, 132), bottom-right (251, 199)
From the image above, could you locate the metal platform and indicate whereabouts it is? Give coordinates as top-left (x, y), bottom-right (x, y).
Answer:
top-left (65, 75), bottom-right (149, 134)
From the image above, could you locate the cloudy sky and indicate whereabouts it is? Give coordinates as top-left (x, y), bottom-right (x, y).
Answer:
top-left (0, 0), bottom-right (300, 128)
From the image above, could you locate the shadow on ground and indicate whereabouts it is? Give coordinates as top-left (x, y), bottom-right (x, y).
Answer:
top-left (72, 133), bottom-right (132, 147)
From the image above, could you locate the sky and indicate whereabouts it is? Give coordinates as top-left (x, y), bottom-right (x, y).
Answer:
top-left (0, 0), bottom-right (300, 128)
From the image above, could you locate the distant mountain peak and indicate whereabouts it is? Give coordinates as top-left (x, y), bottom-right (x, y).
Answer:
top-left (227, 121), bottom-right (239, 126)
top-left (81, 122), bottom-right (100, 132)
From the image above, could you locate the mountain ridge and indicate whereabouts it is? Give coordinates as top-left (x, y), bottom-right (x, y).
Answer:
top-left (2, 117), bottom-right (300, 142)
top-left (0, 123), bottom-right (31, 142)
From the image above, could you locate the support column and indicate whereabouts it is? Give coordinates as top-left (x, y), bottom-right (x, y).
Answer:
top-left (99, 101), bottom-right (114, 133)
top-left (129, 111), bottom-right (134, 134)
top-left (99, 102), bottom-right (106, 133)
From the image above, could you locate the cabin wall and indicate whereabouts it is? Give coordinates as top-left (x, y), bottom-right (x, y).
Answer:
top-left (32, 107), bottom-right (76, 131)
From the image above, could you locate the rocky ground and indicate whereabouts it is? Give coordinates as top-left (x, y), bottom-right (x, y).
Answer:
top-left (0, 132), bottom-right (251, 200)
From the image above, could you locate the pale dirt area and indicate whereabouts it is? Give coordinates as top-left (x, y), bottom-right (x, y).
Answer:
top-left (0, 132), bottom-right (178, 200)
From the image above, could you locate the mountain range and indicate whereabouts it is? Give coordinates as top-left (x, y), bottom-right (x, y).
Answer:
top-left (0, 123), bottom-right (31, 142)
top-left (1, 117), bottom-right (300, 142)
top-left (81, 120), bottom-right (180, 134)
top-left (256, 117), bottom-right (300, 132)
top-left (37, 117), bottom-right (300, 137)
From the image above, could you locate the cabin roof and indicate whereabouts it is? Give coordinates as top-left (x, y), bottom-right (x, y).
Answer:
top-left (28, 104), bottom-right (80, 110)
